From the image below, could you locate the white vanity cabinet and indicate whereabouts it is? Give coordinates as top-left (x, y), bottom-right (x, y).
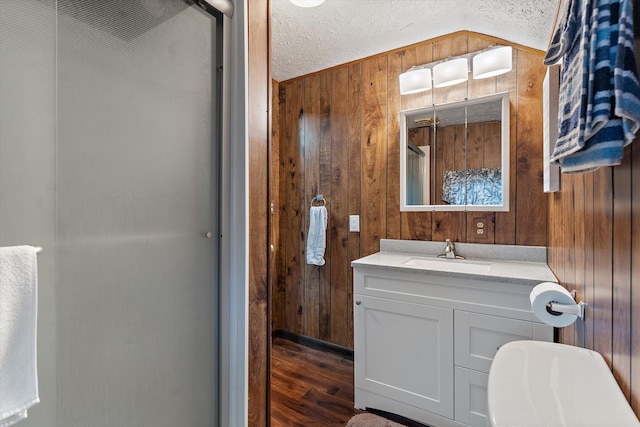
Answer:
top-left (352, 247), bottom-right (554, 427)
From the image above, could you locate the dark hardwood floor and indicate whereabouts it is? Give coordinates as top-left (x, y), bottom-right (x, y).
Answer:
top-left (270, 337), bottom-right (429, 427)
top-left (270, 337), bottom-right (362, 426)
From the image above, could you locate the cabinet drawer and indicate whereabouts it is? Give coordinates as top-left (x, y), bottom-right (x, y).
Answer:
top-left (454, 367), bottom-right (489, 427)
top-left (455, 311), bottom-right (551, 373)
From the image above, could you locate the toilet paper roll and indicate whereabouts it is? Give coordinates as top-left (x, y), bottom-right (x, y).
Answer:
top-left (530, 282), bottom-right (578, 327)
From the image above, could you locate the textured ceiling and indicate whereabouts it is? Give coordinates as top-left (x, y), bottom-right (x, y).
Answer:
top-left (272, 0), bottom-right (560, 82)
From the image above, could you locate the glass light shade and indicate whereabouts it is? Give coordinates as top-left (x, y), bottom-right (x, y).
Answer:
top-left (399, 67), bottom-right (432, 95)
top-left (289, 0), bottom-right (325, 7)
top-left (433, 58), bottom-right (468, 88)
top-left (473, 46), bottom-right (513, 79)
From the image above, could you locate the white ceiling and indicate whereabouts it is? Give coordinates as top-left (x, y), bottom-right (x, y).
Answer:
top-left (272, 0), bottom-right (560, 82)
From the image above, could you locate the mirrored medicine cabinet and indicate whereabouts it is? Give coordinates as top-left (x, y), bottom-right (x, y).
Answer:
top-left (400, 92), bottom-right (510, 212)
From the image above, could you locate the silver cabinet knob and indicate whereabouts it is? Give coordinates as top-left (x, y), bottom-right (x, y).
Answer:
top-left (205, 232), bottom-right (213, 238)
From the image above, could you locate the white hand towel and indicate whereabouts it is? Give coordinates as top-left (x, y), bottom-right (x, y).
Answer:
top-left (0, 246), bottom-right (39, 427)
top-left (306, 206), bottom-right (327, 266)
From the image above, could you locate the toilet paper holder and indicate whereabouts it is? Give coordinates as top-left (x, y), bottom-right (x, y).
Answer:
top-left (546, 290), bottom-right (586, 320)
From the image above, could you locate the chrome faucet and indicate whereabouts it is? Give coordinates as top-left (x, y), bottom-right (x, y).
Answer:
top-left (443, 239), bottom-right (456, 259)
top-left (439, 239), bottom-right (464, 259)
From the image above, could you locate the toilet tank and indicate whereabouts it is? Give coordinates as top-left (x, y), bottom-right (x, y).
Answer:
top-left (487, 341), bottom-right (640, 427)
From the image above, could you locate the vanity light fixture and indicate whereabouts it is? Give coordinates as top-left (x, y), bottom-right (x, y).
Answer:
top-left (399, 66), bottom-right (432, 95)
top-left (473, 46), bottom-right (513, 79)
top-left (398, 45), bottom-right (512, 95)
top-left (289, 0), bottom-right (325, 7)
top-left (433, 58), bottom-right (469, 88)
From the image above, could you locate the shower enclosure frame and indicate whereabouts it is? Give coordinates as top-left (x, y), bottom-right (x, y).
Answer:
top-left (201, 0), bottom-right (250, 426)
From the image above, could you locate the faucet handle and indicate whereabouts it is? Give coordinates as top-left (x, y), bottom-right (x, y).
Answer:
top-left (443, 239), bottom-right (453, 251)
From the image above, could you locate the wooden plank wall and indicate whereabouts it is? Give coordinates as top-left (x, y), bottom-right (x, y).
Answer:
top-left (272, 31), bottom-right (548, 349)
top-left (248, 0), bottom-right (270, 425)
top-left (547, 18), bottom-right (640, 417)
top-left (548, 148), bottom-right (640, 415)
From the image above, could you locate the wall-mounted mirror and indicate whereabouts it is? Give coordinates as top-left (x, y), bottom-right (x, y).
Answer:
top-left (400, 92), bottom-right (510, 212)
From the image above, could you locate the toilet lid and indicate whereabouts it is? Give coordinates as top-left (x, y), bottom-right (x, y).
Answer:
top-left (487, 341), bottom-right (640, 427)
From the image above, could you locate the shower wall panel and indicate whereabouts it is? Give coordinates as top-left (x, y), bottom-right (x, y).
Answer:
top-left (0, 1), bottom-right (57, 426)
top-left (55, 2), bottom-right (219, 426)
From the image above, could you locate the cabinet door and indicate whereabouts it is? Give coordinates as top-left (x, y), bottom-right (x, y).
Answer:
top-left (354, 295), bottom-right (454, 419)
top-left (455, 311), bottom-right (546, 373)
top-left (455, 367), bottom-right (489, 427)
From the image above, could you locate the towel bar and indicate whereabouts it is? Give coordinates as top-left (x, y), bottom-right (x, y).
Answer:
top-left (34, 246), bottom-right (43, 254)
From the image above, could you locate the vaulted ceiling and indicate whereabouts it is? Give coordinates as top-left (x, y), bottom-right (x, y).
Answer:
top-left (272, 0), bottom-right (561, 82)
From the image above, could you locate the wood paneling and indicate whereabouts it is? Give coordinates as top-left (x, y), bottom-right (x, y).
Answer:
top-left (515, 49), bottom-right (546, 246)
top-left (282, 79), bottom-right (305, 335)
top-left (273, 32), bottom-right (548, 349)
top-left (248, 0), bottom-right (270, 425)
top-left (573, 174), bottom-right (586, 347)
top-left (592, 167), bottom-right (614, 363)
top-left (548, 145), bottom-right (640, 416)
top-left (272, 80), bottom-right (284, 332)
top-left (484, 122), bottom-right (502, 168)
top-left (303, 75), bottom-right (321, 339)
top-left (560, 174), bottom-right (576, 345)
top-left (347, 63), bottom-right (362, 348)
top-left (329, 66), bottom-right (351, 347)
top-left (612, 153), bottom-right (632, 399)
top-left (546, 27), bottom-right (640, 415)
top-left (387, 51), bottom-right (402, 240)
top-left (632, 142), bottom-right (640, 413)
top-left (318, 72), bottom-right (333, 341)
top-left (361, 55), bottom-right (388, 256)
top-left (583, 171), bottom-right (595, 352)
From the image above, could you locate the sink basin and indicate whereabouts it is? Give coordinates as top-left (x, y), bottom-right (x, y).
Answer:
top-left (402, 256), bottom-right (491, 274)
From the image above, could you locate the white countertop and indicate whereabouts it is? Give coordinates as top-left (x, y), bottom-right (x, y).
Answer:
top-left (351, 239), bottom-right (557, 286)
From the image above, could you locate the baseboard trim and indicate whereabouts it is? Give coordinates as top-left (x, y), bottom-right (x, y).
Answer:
top-left (272, 329), bottom-right (354, 359)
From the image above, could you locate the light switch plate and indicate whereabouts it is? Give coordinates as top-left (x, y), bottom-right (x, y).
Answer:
top-left (349, 215), bottom-right (360, 232)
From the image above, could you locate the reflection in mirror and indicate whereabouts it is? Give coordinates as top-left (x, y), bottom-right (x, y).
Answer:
top-left (400, 92), bottom-right (509, 212)
top-left (406, 107), bottom-right (435, 205)
top-left (406, 144), bottom-right (429, 205)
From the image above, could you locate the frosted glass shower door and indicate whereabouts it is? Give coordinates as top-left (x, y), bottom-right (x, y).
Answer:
top-left (56, 2), bottom-right (220, 426)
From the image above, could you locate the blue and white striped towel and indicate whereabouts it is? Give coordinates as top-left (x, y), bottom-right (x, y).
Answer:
top-left (545, 0), bottom-right (640, 173)
top-left (544, 0), bottom-right (591, 166)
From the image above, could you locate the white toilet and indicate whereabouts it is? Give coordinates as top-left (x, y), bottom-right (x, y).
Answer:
top-left (487, 341), bottom-right (640, 427)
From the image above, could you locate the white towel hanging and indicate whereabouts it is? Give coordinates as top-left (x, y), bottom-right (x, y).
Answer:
top-left (0, 246), bottom-right (40, 427)
top-left (306, 205), bottom-right (327, 266)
